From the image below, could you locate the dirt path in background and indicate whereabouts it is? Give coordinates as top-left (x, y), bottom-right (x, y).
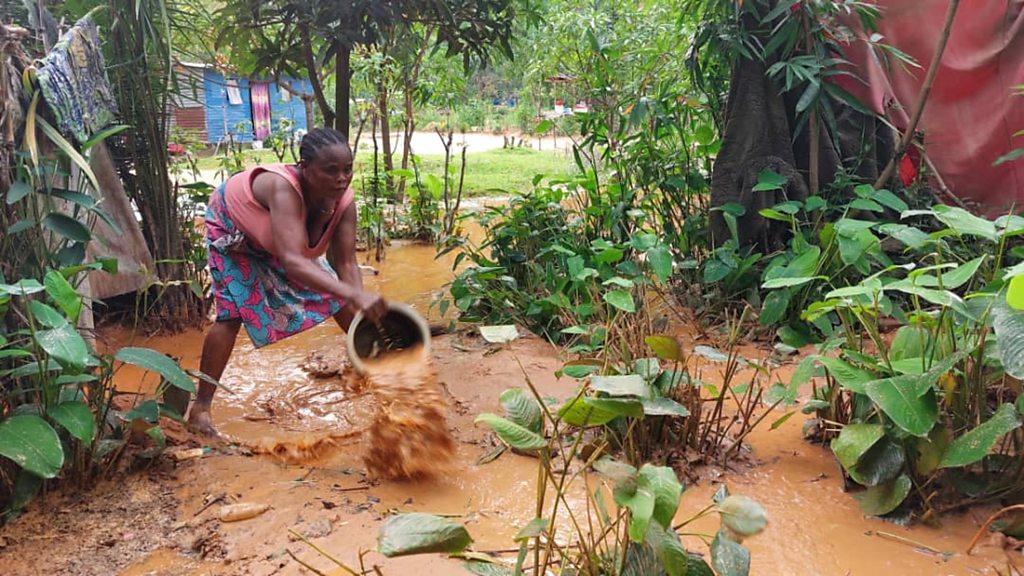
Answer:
top-left (0, 241), bottom-right (1017, 575)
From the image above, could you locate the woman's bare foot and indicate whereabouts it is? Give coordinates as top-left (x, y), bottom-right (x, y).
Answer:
top-left (187, 405), bottom-right (219, 437)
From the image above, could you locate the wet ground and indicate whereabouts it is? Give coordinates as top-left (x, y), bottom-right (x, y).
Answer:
top-left (2, 240), bottom-right (1019, 575)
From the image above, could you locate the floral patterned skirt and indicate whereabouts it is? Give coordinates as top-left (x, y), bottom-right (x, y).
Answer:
top-left (205, 184), bottom-right (344, 348)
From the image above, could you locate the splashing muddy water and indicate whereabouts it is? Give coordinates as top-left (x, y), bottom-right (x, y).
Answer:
top-left (361, 345), bottom-right (456, 479)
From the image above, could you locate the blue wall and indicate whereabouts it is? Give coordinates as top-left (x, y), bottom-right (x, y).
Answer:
top-left (202, 69), bottom-right (312, 144)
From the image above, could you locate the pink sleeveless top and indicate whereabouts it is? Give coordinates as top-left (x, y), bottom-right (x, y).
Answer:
top-left (223, 164), bottom-right (354, 259)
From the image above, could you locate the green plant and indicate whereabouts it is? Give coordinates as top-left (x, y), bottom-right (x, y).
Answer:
top-left (773, 206), bottom-right (1024, 519)
top-left (374, 329), bottom-right (767, 576)
top-left (389, 155), bottom-right (442, 241)
top-left (0, 269), bottom-right (208, 518)
top-left (263, 117), bottom-right (298, 163)
top-left (438, 176), bottom-right (674, 354)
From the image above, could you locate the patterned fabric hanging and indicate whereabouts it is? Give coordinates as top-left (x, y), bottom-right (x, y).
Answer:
top-left (34, 17), bottom-right (118, 143)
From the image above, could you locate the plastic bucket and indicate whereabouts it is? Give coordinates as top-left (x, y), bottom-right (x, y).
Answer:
top-left (346, 302), bottom-right (430, 374)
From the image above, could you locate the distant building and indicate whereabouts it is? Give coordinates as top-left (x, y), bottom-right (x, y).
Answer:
top-left (170, 62), bottom-right (313, 145)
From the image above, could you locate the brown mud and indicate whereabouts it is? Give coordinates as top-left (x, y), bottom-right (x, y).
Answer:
top-left (0, 240), bottom-right (1019, 575)
top-left (361, 346), bottom-right (456, 480)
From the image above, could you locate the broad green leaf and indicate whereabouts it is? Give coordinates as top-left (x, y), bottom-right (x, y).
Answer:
top-left (863, 375), bottom-right (939, 437)
top-left (44, 270), bottom-right (82, 324)
top-left (590, 374), bottom-right (649, 397)
top-left (479, 325), bottom-right (519, 343)
top-left (888, 281), bottom-right (961, 308)
top-left (38, 324), bottom-right (89, 369)
top-left (855, 474), bottom-right (911, 516)
top-left (41, 213), bottom-right (91, 243)
top-left (1008, 275), bottom-right (1024, 310)
top-left (915, 425), bottom-right (952, 476)
top-left (645, 524), bottom-right (693, 576)
top-left (0, 279), bottom-right (45, 296)
top-left (639, 464), bottom-right (683, 528)
top-left (475, 413), bottom-right (546, 451)
top-left (49, 401), bottom-right (95, 444)
top-left (992, 299), bottom-right (1024, 379)
top-left (878, 223), bottom-right (931, 250)
top-left (718, 495), bottom-right (768, 537)
top-left (596, 248), bottom-right (624, 264)
top-left (761, 276), bottom-right (819, 289)
top-left (934, 256), bottom-right (985, 290)
top-left (633, 358), bottom-right (661, 381)
top-left (514, 517), bottom-right (550, 542)
top-left (10, 468), bottom-right (42, 512)
top-left (640, 397), bottom-right (690, 418)
top-left (115, 347), bottom-right (195, 393)
top-left (817, 356), bottom-right (875, 395)
top-left (849, 198), bottom-right (884, 212)
top-left (834, 218), bottom-right (877, 235)
top-left (831, 423), bottom-right (885, 472)
top-left (499, 388), bottom-right (542, 433)
top-left (377, 513), bottom-right (472, 557)
top-left (604, 290), bottom-right (636, 313)
top-left (711, 530), bottom-right (750, 576)
top-left (594, 457), bottom-right (638, 493)
top-left (603, 276), bottom-right (634, 289)
top-left (850, 438), bottom-right (905, 487)
top-left (871, 189), bottom-right (909, 213)
top-left (559, 361), bottom-right (601, 379)
top-left (0, 415), bottom-right (64, 478)
top-left (29, 300), bottom-right (68, 328)
top-left (939, 403), bottom-right (1022, 468)
top-left (6, 180), bottom-right (30, 204)
top-left (124, 399), bottom-right (159, 424)
top-left (559, 397), bottom-right (644, 427)
top-left (752, 170), bottom-right (787, 191)
top-left (617, 478), bottom-right (655, 542)
top-left (646, 335), bottom-right (681, 361)
top-left (647, 245), bottom-right (673, 282)
top-left (932, 205), bottom-right (997, 241)
top-left (759, 288), bottom-right (791, 326)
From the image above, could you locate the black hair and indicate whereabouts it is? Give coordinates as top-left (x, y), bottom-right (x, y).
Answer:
top-left (299, 127), bottom-right (349, 163)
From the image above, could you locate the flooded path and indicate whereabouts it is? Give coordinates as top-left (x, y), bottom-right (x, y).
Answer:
top-left (2, 239), bottom-right (1015, 575)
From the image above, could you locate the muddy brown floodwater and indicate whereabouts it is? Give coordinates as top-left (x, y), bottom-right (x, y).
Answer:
top-left (2, 238), bottom-right (1018, 575)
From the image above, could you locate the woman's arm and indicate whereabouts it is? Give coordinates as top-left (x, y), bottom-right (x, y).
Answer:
top-left (266, 179), bottom-right (384, 319)
top-left (329, 200), bottom-right (368, 291)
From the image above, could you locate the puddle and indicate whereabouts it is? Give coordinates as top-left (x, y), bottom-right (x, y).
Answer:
top-left (18, 237), bottom-right (1010, 576)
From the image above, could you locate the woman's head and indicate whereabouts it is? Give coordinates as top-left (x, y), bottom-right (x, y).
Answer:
top-left (298, 127), bottom-right (353, 202)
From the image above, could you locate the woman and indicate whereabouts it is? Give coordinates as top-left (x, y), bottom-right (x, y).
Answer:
top-left (187, 127), bottom-right (387, 435)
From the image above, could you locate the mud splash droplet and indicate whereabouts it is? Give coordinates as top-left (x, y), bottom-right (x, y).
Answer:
top-left (361, 345), bottom-right (456, 480)
top-left (249, 431), bottom-right (361, 465)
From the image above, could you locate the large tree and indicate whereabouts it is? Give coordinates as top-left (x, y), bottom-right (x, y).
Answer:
top-left (216, 0), bottom-right (525, 140)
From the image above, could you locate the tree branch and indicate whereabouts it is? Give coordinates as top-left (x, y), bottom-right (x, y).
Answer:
top-left (873, 0), bottom-right (961, 191)
top-left (301, 23), bottom-right (334, 127)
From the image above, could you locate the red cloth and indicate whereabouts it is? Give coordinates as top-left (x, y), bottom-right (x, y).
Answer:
top-left (836, 1), bottom-right (1024, 214)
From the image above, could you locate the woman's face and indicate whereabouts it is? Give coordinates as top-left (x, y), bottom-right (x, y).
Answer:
top-left (302, 143), bottom-right (353, 204)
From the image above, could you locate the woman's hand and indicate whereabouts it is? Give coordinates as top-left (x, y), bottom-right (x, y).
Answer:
top-left (350, 291), bottom-right (388, 323)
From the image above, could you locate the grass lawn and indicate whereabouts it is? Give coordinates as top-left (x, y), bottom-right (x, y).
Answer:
top-left (398, 148), bottom-right (577, 197)
top-left (190, 147), bottom-right (577, 197)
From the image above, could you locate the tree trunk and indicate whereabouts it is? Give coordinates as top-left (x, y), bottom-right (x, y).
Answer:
top-left (377, 81), bottom-right (394, 197)
top-left (302, 25), bottom-right (333, 128)
top-left (399, 88), bottom-right (416, 200)
top-left (336, 42), bottom-right (351, 139)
